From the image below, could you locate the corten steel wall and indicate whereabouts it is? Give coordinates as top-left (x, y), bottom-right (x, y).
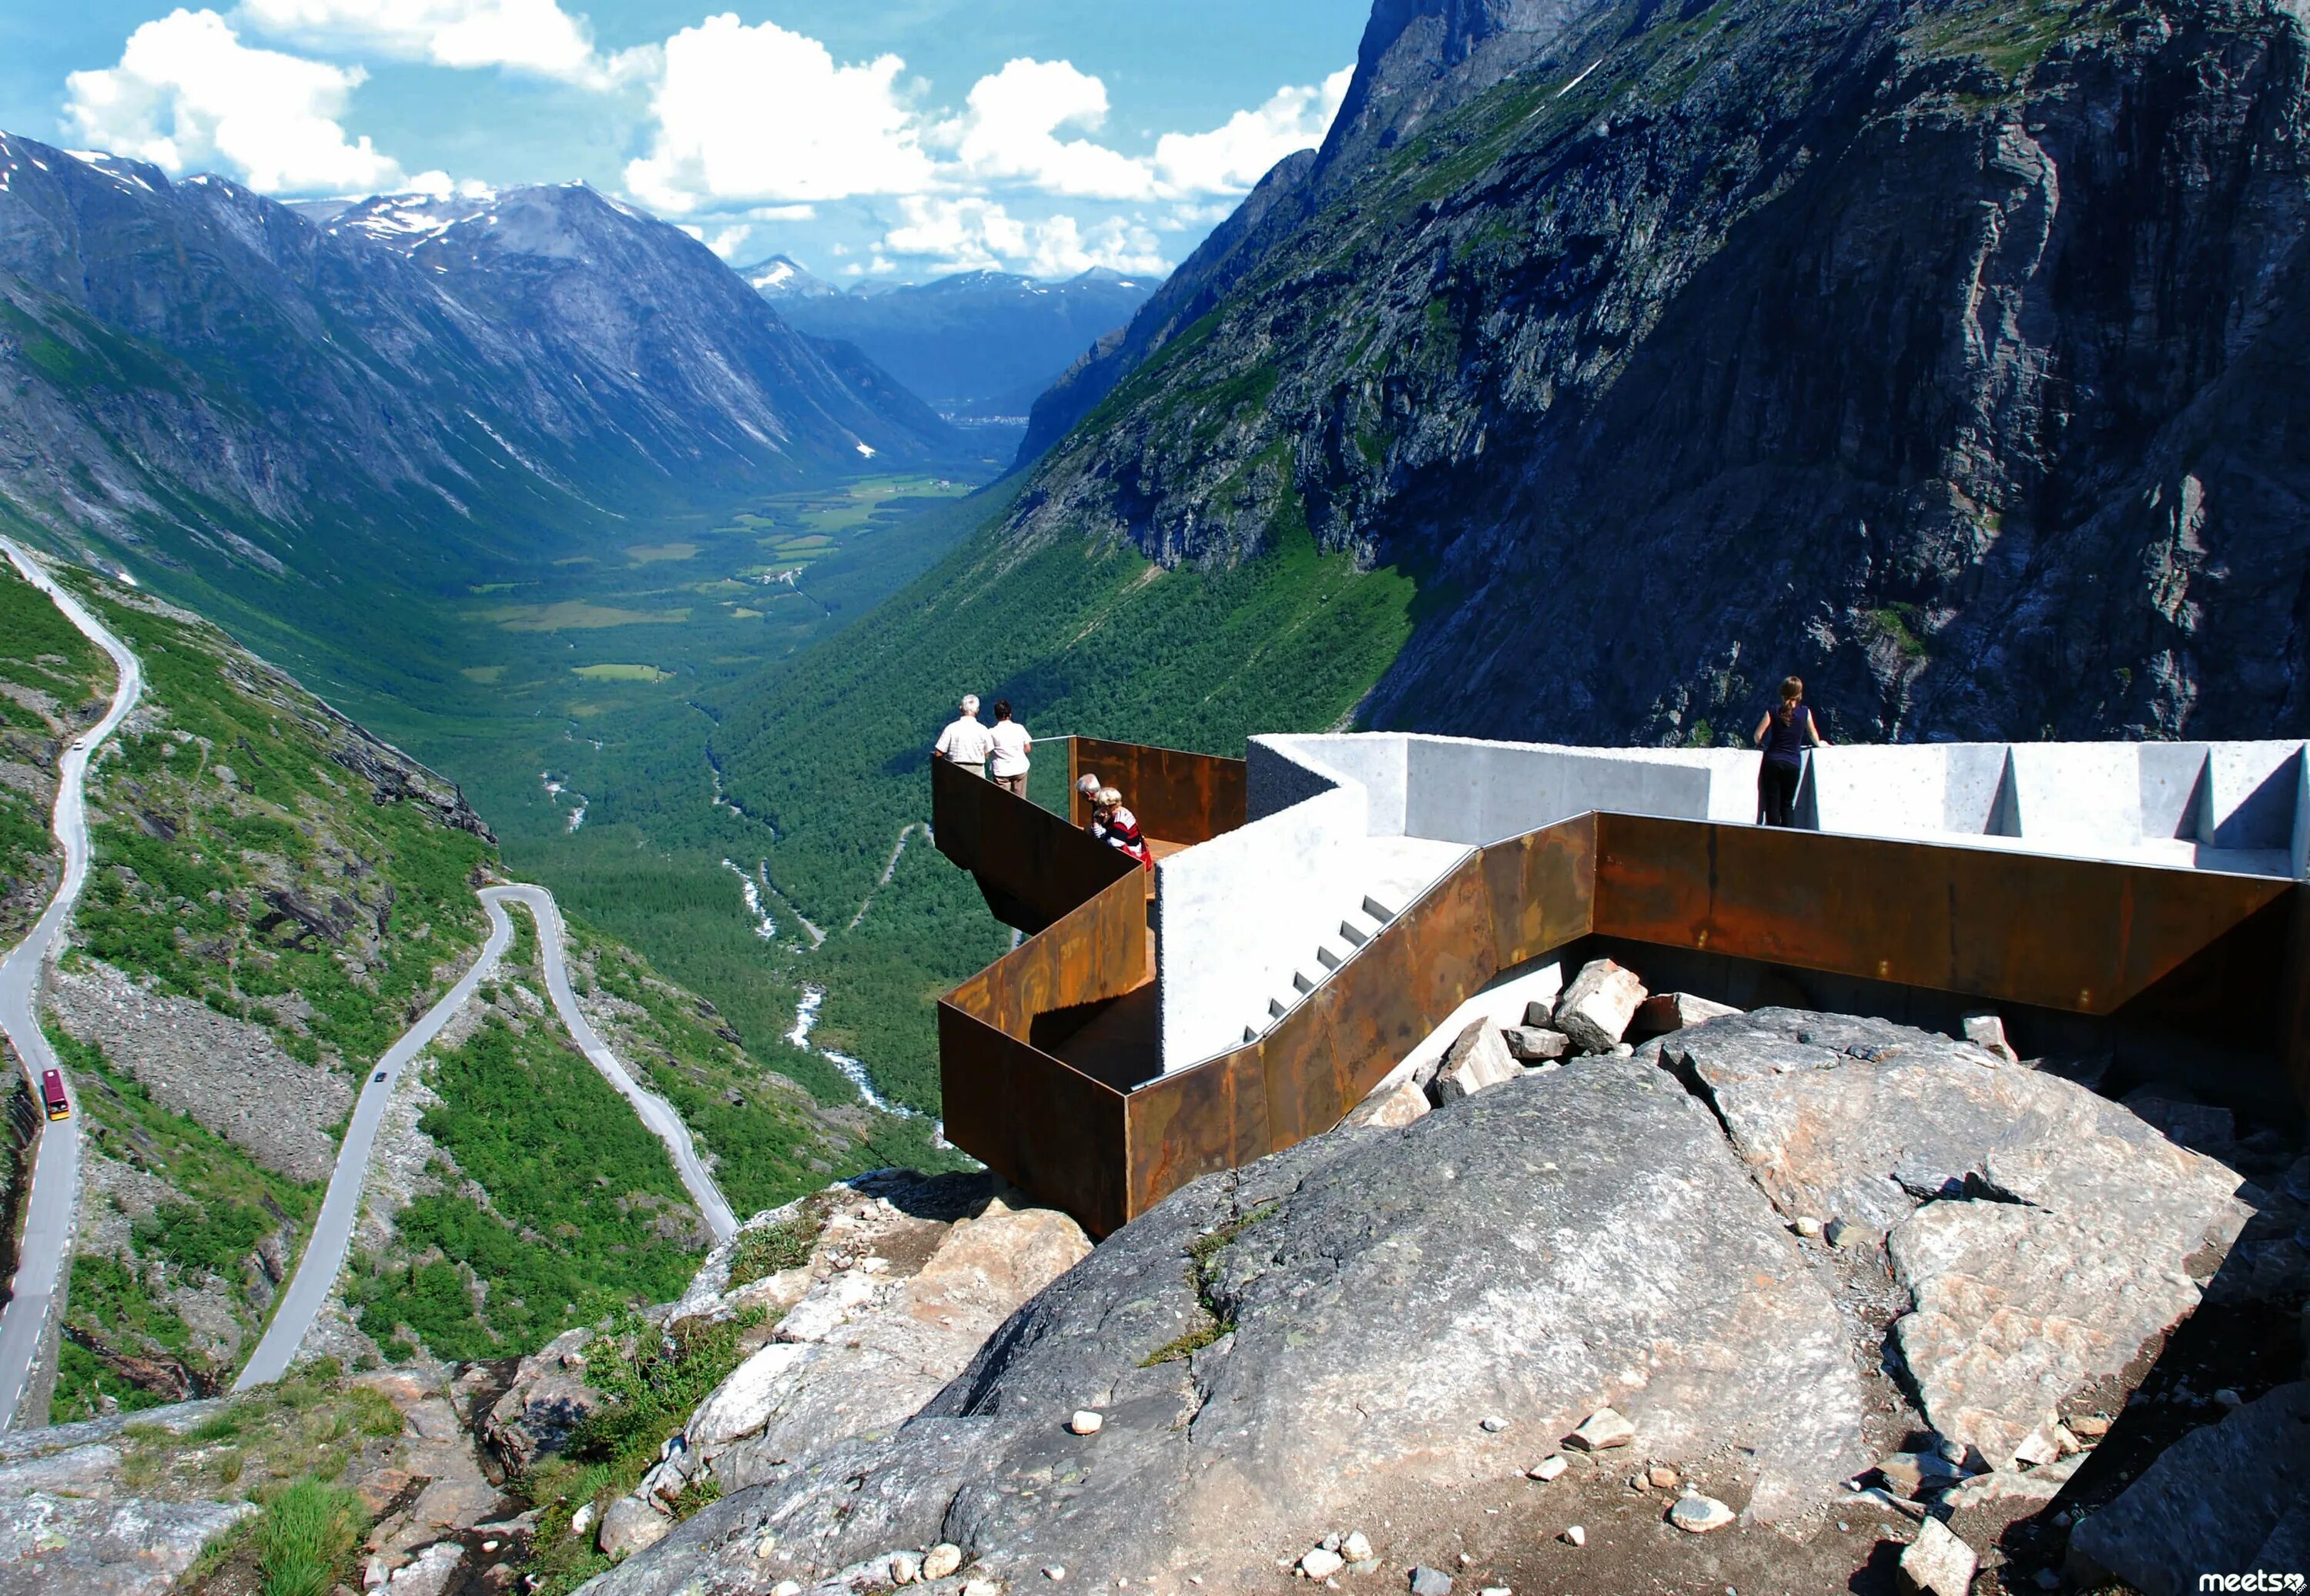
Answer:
top-left (939, 741), bottom-right (2308, 1236)
top-left (932, 755), bottom-right (1134, 933)
top-left (1590, 815), bottom-right (2295, 1015)
top-left (1123, 817), bottom-right (1599, 1216)
top-left (938, 866), bottom-right (1145, 1233)
top-left (1067, 738), bottom-right (1248, 841)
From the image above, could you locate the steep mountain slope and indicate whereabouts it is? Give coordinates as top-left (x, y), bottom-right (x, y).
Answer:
top-left (1009, 0), bottom-right (2310, 743)
top-left (756, 265), bottom-right (1158, 423)
top-left (0, 139), bottom-right (956, 692)
top-left (3, 559), bottom-right (896, 1417)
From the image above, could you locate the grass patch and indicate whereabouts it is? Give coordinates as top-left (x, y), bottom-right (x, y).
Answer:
top-left (725, 1208), bottom-right (825, 1288)
top-left (572, 664), bottom-right (669, 683)
top-left (480, 601), bottom-right (683, 631)
top-left (254, 1479), bottom-right (368, 1596)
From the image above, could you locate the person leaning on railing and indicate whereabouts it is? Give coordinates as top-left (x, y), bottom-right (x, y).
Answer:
top-left (932, 694), bottom-right (993, 779)
top-left (1753, 675), bottom-right (1826, 827)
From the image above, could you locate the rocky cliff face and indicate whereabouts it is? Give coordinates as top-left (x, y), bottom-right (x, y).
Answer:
top-left (1008, 0), bottom-right (2310, 743)
top-left (0, 140), bottom-right (956, 595)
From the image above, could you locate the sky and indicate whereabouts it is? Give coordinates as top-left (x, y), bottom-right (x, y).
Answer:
top-left (0, 0), bottom-right (1370, 283)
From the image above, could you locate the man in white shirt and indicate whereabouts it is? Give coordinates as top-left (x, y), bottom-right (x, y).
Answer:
top-left (986, 699), bottom-right (1033, 796)
top-left (932, 695), bottom-right (993, 778)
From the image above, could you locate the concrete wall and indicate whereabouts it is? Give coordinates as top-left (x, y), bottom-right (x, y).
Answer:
top-left (1400, 737), bottom-right (1754, 845)
top-left (1253, 734), bottom-right (1408, 832)
top-left (1157, 760), bottom-right (1370, 1072)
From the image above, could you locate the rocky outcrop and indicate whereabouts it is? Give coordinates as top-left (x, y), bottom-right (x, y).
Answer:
top-left (1656, 1009), bottom-right (2251, 1469)
top-left (1005, 0), bottom-right (2310, 744)
top-left (0, 1491), bottom-right (253, 1594)
top-left (585, 1057), bottom-right (1875, 1591)
top-left (2069, 1380), bottom-right (2310, 1594)
top-left (582, 1000), bottom-right (2296, 1594)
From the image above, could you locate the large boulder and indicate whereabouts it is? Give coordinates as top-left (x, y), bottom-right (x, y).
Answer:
top-left (1656, 1009), bottom-right (2250, 1468)
top-left (1552, 959), bottom-right (1649, 1052)
top-left (581, 1058), bottom-right (1871, 1592)
top-left (2068, 1381), bottom-right (2310, 1594)
top-left (484, 1327), bottom-right (607, 1473)
top-left (704, 1197), bottom-right (1090, 1490)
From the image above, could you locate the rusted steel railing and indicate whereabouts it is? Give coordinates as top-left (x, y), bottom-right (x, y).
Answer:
top-left (1066, 737), bottom-right (1249, 841)
top-left (939, 741), bottom-right (2305, 1236)
top-left (932, 755), bottom-right (1137, 934)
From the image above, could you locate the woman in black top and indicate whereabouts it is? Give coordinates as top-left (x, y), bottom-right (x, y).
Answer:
top-left (1753, 675), bottom-right (1826, 827)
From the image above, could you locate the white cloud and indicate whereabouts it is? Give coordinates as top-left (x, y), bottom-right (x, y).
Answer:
top-left (623, 14), bottom-right (935, 212)
top-left (935, 59), bottom-right (1152, 200)
top-left (1153, 66), bottom-right (1351, 194)
top-left (234, 0), bottom-right (647, 85)
top-left (882, 195), bottom-right (1167, 278)
top-left (64, 8), bottom-right (408, 193)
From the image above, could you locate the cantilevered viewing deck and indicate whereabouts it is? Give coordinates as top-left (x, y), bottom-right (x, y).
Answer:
top-left (935, 734), bottom-right (2310, 1235)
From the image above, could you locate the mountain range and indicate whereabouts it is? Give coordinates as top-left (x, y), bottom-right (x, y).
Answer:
top-left (0, 139), bottom-right (957, 661)
top-left (745, 257), bottom-right (1158, 430)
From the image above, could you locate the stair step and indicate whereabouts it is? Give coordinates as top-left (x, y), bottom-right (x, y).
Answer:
top-left (1362, 894), bottom-right (1400, 924)
top-left (1337, 919), bottom-right (1369, 948)
top-left (1292, 969), bottom-right (1316, 995)
top-left (1316, 942), bottom-right (1347, 971)
top-left (1244, 1025), bottom-right (1259, 1045)
top-left (1269, 997), bottom-right (1287, 1019)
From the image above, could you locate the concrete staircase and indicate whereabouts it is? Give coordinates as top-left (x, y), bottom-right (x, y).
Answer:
top-left (1241, 837), bottom-right (1468, 1043)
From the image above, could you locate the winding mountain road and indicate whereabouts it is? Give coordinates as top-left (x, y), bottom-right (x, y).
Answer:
top-left (0, 540), bottom-right (143, 1430)
top-left (232, 904), bottom-right (520, 1390)
top-left (0, 543), bottom-right (738, 1412)
top-left (237, 885), bottom-right (736, 1389)
top-left (480, 885), bottom-right (736, 1244)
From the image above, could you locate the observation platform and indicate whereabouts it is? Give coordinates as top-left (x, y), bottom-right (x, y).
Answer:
top-left (933, 733), bottom-right (2310, 1235)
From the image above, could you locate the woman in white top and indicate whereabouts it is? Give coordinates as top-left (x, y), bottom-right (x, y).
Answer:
top-left (932, 695), bottom-right (994, 776)
top-left (986, 699), bottom-right (1033, 796)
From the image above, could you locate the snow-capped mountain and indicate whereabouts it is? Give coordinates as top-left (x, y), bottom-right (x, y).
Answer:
top-left (0, 135), bottom-right (956, 619)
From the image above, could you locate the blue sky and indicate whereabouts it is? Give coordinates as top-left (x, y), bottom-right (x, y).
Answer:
top-left (0, 1), bottom-right (1368, 282)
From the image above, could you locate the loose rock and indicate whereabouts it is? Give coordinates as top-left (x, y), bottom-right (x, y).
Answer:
top-left (1553, 959), bottom-right (1649, 1053)
top-left (1068, 1410), bottom-right (1104, 1436)
top-left (1348, 1076), bottom-right (1431, 1129)
top-left (1341, 1531), bottom-right (1372, 1561)
top-left (1301, 1547), bottom-right (1344, 1578)
top-left (923, 1544), bottom-right (964, 1580)
top-left (1647, 1464), bottom-right (1679, 1489)
top-left (1667, 1494), bottom-right (1734, 1533)
top-left (1563, 1525), bottom-right (1586, 1547)
top-left (1409, 1568), bottom-right (1454, 1596)
top-left (1431, 1020), bottom-right (1522, 1104)
top-left (1632, 992), bottom-right (1743, 1039)
top-left (1503, 1026), bottom-right (1571, 1062)
top-left (1793, 1216), bottom-right (1823, 1239)
top-left (1479, 1415), bottom-right (1508, 1433)
top-left (1897, 1518), bottom-right (1977, 1596)
top-left (1528, 1456), bottom-right (1568, 1481)
top-left (598, 1496), bottom-right (672, 1560)
top-left (1567, 1407), bottom-right (1634, 1450)
top-left (1960, 1014), bottom-right (2019, 1064)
